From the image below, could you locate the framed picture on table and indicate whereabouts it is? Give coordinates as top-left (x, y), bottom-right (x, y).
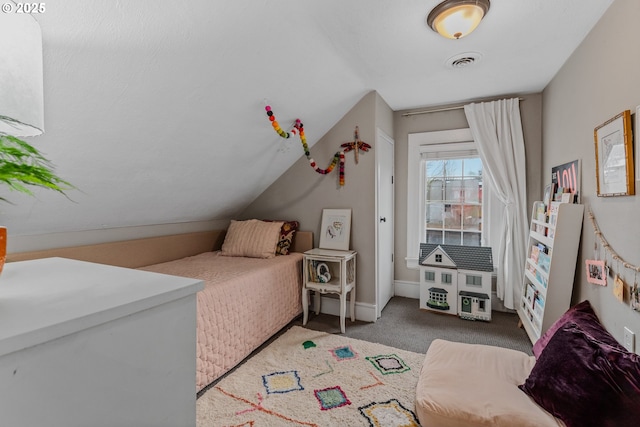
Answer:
top-left (319, 209), bottom-right (352, 251)
top-left (594, 110), bottom-right (635, 197)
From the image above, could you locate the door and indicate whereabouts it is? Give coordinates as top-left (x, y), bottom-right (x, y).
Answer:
top-left (376, 129), bottom-right (394, 317)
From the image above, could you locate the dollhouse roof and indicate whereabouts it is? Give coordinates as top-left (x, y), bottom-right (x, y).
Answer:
top-left (419, 244), bottom-right (494, 272)
top-left (459, 290), bottom-right (490, 300)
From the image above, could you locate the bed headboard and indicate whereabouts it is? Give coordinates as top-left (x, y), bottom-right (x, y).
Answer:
top-left (7, 230), bottom-right (314, 269)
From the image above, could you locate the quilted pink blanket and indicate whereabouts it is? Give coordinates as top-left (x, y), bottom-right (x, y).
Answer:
top-left (140, 251), bottom-right (303, 391)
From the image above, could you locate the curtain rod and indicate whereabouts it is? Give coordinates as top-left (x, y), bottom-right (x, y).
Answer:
top-left (402, 97), bottom-right (524, 117)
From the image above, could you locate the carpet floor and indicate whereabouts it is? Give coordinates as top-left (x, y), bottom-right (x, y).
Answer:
top-left (196, 325), bottom-right (424, 427)
top-left (297, 296), bottom-right (533, 355)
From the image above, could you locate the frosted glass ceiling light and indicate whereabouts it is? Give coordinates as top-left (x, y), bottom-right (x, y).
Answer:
top-left (427, 0), bottom-right (490, 40)
top-left (0, 9), bottom-right (44, 136)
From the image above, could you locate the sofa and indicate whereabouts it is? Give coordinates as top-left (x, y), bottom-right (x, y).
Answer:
top-left (416, 300), bottom-right (640, 427)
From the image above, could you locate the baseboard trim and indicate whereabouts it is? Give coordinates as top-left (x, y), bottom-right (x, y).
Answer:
top-left (316, 296), bottom-right (378, 323)
top-left (394, 280), bottom-right (419, 299)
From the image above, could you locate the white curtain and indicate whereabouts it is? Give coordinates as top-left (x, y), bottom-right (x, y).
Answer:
top-left (464, 98), bottom-right (528, 310)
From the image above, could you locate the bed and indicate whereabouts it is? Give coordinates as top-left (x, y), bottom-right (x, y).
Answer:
top-left (139, 220), bottom-right (313, 391)
top-left (7, 220), bottom-right (313, 393)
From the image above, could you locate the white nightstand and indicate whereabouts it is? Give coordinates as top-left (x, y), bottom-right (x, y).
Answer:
top-left (302, 248), bottom-right (357, 333)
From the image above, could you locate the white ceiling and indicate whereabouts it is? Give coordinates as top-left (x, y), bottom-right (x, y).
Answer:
top-left (1, 0), bottom-right (613, 236)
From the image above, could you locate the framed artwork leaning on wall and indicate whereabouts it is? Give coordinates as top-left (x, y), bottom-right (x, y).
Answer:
top-left (319, 209), bottom-right (352, 251)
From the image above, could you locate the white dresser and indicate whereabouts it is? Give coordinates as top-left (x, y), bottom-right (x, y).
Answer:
top-left (0, 257), bottom-right (203, 427)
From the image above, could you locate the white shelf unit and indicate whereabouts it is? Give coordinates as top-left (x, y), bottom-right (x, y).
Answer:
top-left (517, 202), bottom-right (584, 344)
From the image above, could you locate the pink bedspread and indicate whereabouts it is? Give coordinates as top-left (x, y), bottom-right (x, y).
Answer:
top-left (140, 251), bottom-right (303, 391)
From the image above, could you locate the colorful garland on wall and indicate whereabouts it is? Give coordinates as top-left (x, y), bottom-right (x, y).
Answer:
top-left (265, 105), bottom-right (345, 186)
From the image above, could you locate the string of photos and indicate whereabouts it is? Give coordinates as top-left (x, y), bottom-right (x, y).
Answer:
top-left (264, 105), bottom-right (370, 187)
top-left (587, 208), bottom-right (640, 311)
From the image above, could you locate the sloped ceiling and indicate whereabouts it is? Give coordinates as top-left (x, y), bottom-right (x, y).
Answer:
top-left (1, 0), bottom-right (613, 237)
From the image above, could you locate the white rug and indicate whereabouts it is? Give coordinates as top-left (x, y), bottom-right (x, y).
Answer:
top-left (196, 326), bottom-right (425, 426)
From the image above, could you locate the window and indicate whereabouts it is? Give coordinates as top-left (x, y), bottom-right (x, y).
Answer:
top-left (424, 271), bottom-right (435, 281)
top-left (435, 254), bottom-right (442, 263)
top-left (424, 155), bottom-right (482, 246)
top-left (441, 273), bottom-right (452, 284)
top-left (407, 129), bottom-right (490, 269)
top-left (466, 275), bottom-right (483, 286)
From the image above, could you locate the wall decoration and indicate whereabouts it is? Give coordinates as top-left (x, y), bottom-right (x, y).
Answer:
top-left (588, 208), bottom-right (640, 310)
top-left (340, 126), bottom-right (371, 164)
top-left (585, 259), bottom-right (606, 286)
top-left (319, 208), bottom-right (352, 251)
top-left (265, 105), bottom-right (347, 186)
top-left (594, 110), bottom-right (635, 196)
top-left (631, 283), bottom-right (640, 311)
top-left (636, 105), bottom-right (640, 182)
top-left (613, 275), bottom-right (625, 302)
top-left (551, 160), bottom-right (580, 203)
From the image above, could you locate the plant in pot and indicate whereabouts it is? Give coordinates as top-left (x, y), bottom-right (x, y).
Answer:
top-left (0, 131), bottom-right (73, 273)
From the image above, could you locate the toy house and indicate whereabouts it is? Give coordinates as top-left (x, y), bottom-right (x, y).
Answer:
top-left (419, 243), bottom-right (494, 321)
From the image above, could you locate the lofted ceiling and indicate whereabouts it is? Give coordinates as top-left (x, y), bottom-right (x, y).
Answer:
top-left (2, 0), bottom-right (613, 237)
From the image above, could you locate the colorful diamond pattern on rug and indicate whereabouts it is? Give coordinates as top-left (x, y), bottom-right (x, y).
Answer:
top-left (330, 345), bottom-right (358, 361)
top-left (262, 370), bottom-right (303, 395)
top-left (359, 399), bottom-right (420, 427)
top-left (314, 386), bottom-right (351, 410)
top-left (197, 326), bottom-right (424, 426)
top-left (366, 354), bottom-right (411, 375)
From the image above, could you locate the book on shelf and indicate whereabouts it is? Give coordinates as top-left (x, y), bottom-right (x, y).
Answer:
top-left (530, 245), bottom-right (540, 263)
top-left (533, 294), bottom-right (545, 317)
top-left (533, 201), bottom-right (547, 222)
top-left (537, 252), bottom-right (551, 273)
top-left (535, 270), bottom-right (548, 288)
top-left (525, 283), bottom-right (535, 304)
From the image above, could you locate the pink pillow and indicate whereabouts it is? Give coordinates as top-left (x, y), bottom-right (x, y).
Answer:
top-left (220, 219), bottom-right (284, 259)
top-left (532, 300), bottom-right (624, 358)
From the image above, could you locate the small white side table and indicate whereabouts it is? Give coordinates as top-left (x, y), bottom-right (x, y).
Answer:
top-left (302, 248), bottom-right (356, 333)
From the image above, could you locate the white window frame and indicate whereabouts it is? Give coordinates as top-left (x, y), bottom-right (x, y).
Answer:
top-left (406, 128), bottom-right (489, 269)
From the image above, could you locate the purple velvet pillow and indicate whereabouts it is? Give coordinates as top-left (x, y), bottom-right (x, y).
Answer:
top-left (532, 300), bottom-right (624, 358)
top-left (520, 322), bottom-right (640, 427)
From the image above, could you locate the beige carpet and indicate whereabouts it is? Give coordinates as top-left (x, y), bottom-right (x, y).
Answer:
top-left (197, 326), bottom-right (425, 426)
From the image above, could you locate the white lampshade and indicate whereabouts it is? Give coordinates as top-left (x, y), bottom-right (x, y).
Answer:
top-left (0, 8), bottom-right (44, 136)
top-left (427, 0), bottom-right (490, 40)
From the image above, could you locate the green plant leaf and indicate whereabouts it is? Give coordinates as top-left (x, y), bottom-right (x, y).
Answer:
top-left (0, 134), bottom-right (74, 202)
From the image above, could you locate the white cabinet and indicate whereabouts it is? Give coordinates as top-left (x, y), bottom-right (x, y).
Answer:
top-left (517, 202), bottom-right (584, 344)
top-left (0, 257), bottom-right (203, 427)
top-left (302, 248), bottom-right (356, 333)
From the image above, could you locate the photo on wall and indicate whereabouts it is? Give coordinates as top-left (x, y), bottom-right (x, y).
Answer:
top-left (585, 259), bottom-right (606, 286)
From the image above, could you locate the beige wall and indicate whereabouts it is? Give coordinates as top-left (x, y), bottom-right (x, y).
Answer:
top-left (542, 0), bottom-right (640, 349)
top-left (393, 94), bottom-right (543, 284)
top-left (240, 91), bottom-right (394, 308)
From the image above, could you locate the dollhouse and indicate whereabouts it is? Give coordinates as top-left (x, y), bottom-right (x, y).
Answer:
top-left (419, 244), bottom-right (494, 321)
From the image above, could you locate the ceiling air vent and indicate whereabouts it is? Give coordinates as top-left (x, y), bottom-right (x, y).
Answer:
top-left (446, 52), bottom-right (482, 69)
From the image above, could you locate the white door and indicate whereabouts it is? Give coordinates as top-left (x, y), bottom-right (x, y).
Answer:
top-left (376, 129), bottom-right (394, 317)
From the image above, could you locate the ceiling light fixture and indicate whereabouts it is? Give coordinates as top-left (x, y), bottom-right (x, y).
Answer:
top-left (427, 0), bottom-right (490, 40)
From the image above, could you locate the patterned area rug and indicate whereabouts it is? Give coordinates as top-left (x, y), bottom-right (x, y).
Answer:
top-left (196, 326), bottom-right (425, 426)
